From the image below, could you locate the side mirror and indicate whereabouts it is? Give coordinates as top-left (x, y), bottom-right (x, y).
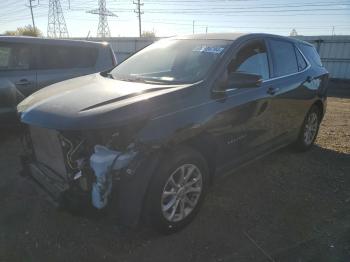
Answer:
top-left (228, 72), bottom-right (263, 88)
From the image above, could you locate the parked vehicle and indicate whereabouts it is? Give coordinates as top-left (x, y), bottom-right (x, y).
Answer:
top-left (18, 33), bottom-right (328, 233)
top-left (0, 36), bottom-right (116, 126)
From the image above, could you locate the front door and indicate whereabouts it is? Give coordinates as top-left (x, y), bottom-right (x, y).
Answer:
top-left (209, 38), bottom-right (276, 171)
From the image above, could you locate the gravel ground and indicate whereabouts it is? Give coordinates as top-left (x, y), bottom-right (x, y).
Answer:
top-left (0, 96), bottom-right (349, 262)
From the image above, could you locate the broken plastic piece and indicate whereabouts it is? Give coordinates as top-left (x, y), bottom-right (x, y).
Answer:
top-left (90, 145), bottom-right (137, 209)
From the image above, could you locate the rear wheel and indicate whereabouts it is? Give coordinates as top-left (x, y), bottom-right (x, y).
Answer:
top-left (146, 147), bottom-right (209, 234)
top-left (295, 105), bottom-right (321, 151)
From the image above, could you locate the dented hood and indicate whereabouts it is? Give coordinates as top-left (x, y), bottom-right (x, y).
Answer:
top-left (18, 73), bottom-right (187, 130)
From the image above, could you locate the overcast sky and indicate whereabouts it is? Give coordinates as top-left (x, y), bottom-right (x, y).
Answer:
top-left (1, 0), bottom-right (350, 37)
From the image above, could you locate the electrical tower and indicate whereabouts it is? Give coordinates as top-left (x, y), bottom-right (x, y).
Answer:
top-left (134, 0), bottom-right (143, 37)
top-left (87, 0), bottom-right (117, 38)
top-left (47, 0), bottom-right (69, 38)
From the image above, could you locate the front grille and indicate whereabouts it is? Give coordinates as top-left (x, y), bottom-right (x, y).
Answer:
top-left (30, 126), bottom-right (67, 177)
top-left (29, 126), bottom-right (70, 198)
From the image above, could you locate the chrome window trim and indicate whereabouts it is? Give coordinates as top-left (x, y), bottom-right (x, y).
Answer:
top-left (214, 41), bottom-right (311, 93)
top-left (262, 45), bottom-right (311, 83)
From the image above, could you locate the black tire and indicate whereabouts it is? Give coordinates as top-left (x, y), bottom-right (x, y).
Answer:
top-left (145, 146), bottom-right (209, 234)
top-left (295, 105), bottom-right (321, 152)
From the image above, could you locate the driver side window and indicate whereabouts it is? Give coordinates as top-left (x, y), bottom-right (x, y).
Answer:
top-left (229, 39), bottom-right (270, 80)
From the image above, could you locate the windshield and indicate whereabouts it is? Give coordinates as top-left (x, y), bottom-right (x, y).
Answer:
top-left (110, 39), bottom-right (232, 84)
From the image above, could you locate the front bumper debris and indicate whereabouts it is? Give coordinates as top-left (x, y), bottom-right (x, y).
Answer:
top-left (90, 145), bottom-right (137, 209)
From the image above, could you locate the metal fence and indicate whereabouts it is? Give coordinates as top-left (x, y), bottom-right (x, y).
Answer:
top-left (296, 35), bottom-right (350, 80)
top-left (80, 35), bottom-right (350, 80)
top-left (80, 37), bottom-right (158, 62)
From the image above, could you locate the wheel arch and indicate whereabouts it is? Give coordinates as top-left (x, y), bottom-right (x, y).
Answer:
top-left (312, 99), bottom-right (325, 120)
top-left (178, 133), bottom-right (218, 184)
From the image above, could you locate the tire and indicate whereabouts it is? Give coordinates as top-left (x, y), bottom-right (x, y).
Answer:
top-left (145, 146), bottom-right (209, 234)
top-left (295, 105), bottom-right (321, 152)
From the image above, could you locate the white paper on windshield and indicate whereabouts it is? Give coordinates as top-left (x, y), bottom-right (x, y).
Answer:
top-left (193, 46), bottom-right (225, 54)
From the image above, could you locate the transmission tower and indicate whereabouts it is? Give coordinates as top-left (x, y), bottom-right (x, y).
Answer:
top-left (87, 0), bottom-right (117, 38)
top-left (47, 0), bottom-right (69, 38)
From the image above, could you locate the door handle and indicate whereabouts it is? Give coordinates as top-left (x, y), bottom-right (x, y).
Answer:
top-left (15, 79), bottom-right (31, 86)
top-left (267, 87), bottom-right (279, 95)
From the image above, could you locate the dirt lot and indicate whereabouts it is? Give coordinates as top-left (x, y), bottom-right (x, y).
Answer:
top-left (0, 96), bottom-right (349, 262)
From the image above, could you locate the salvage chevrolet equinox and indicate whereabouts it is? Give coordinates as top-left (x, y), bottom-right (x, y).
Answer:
top-left (18, 33), bottom-right (329, 234)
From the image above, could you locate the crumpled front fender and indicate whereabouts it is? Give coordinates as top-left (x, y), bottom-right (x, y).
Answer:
top-left (112, 150), bottom-right (163, 228)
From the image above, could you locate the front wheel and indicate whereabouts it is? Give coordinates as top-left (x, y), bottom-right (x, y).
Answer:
top-left (145, 147), bottom-right (209, 234)
top-left (295, 105), bottom-right (321, 151)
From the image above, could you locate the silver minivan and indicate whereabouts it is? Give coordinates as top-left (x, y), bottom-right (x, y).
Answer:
top-left (0, 36), bottom-right (116, 126)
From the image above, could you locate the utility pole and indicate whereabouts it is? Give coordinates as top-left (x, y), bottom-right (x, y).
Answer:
top-left (134, 0), bottom-right (144, 37)
top-left (87, 0), bottom-right (117, 38)
top-left (26, 0), bottom-right (38, 29)
top-left (47, 0), bottom-right (69, 38)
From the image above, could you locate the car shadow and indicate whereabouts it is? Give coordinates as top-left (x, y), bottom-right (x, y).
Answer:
top-left (77, 144), bottom-right (350, 258)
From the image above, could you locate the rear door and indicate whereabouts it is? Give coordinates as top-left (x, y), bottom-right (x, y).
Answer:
top-left (297, 43), bottom-right (329, 114)
top-left (264, 38), bottom-right (307, 140)
top-left (36, 44), bottom-right (99, 89)
top-left (0, 42), bottom-right (37, 108)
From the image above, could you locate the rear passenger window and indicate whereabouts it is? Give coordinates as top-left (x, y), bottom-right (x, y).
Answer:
top-left (269, 39), bottom-right (298, 77)
top-left (0, 46), bottom-right (11, 68)
top-left (299, 44), bottom-right (322, 67)
top-left (0, 45), bottom-right (32, 71)
top-left (230, 39), bottom-right (270, 80)
top-left (295, 47), bottom-right (307, 71)
top-left (39, 45), bottom-right (98, 70)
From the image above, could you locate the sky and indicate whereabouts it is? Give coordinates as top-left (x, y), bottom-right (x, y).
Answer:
top-left (0, 0), bottom-right (350, 37)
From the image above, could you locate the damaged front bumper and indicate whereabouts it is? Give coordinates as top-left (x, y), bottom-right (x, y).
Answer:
top-left (20, 125), bottom-right (141, 213)
top-left (90, 144), bottom-right (137, 209)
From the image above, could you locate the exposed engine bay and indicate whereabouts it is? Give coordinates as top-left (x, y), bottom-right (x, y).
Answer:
top-left (21, 125), bottom-right (140, 211)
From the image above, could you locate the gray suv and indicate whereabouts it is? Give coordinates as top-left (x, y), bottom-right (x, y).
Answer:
top-left (0, 36), bottom-right (116, 126)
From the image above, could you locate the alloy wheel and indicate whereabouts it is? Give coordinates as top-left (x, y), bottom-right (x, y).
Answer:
top-left (161, 164), bottom-right (203, 222)
top-left (304, 112), bottom-right (318, 145)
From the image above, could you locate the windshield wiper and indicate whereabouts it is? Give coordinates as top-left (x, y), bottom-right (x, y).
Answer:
top-left (106, 73), bottom-right (115, 79)
top-left (122, 77), bottom-right (147, 83)
top-left (114, 76), bottom-right (166, 84)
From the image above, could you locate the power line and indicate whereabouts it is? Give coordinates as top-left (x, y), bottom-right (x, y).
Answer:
top-left (1, 0), bottom-right (349, 36)
top-left (132, 8), bottom-right (350, 13)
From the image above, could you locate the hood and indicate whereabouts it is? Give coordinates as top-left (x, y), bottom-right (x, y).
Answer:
top-left (18, 73), bottom-right (187, 130)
